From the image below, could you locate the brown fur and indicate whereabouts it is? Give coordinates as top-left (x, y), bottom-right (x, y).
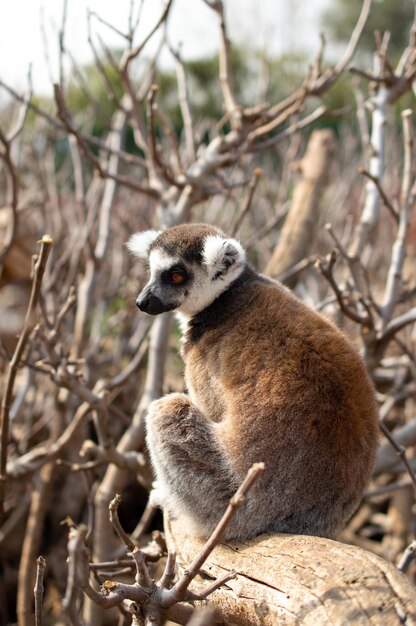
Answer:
top-left (149, 223), bottom-right (223, 262)
top-left (141, 226), bottom-right (379, 539)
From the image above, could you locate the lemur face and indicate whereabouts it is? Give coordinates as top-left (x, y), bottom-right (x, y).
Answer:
top-left (127, 224), bottom-right (246, 317)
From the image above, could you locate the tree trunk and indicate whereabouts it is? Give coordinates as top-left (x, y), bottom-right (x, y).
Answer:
top-left (265, 129), bottom-right (335, 287)
top-left (165, 515), bottom-right (416, 625)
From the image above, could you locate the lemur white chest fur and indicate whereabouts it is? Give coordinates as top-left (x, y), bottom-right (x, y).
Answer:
top-left (127, 222), bottom-right (379, 540)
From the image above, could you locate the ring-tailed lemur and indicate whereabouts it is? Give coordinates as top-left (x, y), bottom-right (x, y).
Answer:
top-left (127, 223), bottom-right (378, 539)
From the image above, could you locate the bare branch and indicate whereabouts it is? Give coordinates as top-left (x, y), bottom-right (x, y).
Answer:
top-left (316, 250), bottom-right (370, 326)
top-left (331, 0), bottom-right (373, 79)
top-left (0, 235), bottom-right (52, 520)
top-left (53, 84), bottom-right (159, 198)
top-left (170, 43), bottom-right (196, 163)
top-left (109, 494), bottom-right (137, 552)
top-left (349, 54), bottom-right (388, 266)
top-left (17, 461), bottom-right (55, 626)
top-left (159, 549), bottom-right (176, 590)
top-left (380, 110), bottom-right (413, 327)
top-left (206, 0), bottom-right (241, 127)
top-left (146, 84), bottom-right (181, 186)
top-left (379, 421), bottom-right (416, 493)
top-left (0, 129), bottom-right (19, 264)
top-left (34, 556), bottom-right (46, 626)
top-left (58, 0), bottom-right (69, 87)
top-left (248, 105), bottom-right (327, 152)
top-left (119, 0), bottom-right (174, 72)
top-left (398, 540), bottom-right (416, 573)
top-left (380, 306), bottom-right (416, 346)
top-left (230, 168), bottom-right (262, 237)
top-left (88, 9), bottom-right (131, 41)
top-left (7, 72), bottom-right (33, 143)
top-left (358, 168), bottom-right (399, 223)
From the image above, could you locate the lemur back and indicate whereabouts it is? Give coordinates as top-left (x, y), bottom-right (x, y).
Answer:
top-left (128, 223), bottom-right (378, 539)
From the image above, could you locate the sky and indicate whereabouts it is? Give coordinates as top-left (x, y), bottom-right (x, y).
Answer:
top-left (0, 0), bottom-right (330, 97)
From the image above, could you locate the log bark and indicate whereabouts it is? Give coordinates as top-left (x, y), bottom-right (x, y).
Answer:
top-left (265, 129), bottom-right (335, 287)
top-left (165, 515), bottom-right (416, 625)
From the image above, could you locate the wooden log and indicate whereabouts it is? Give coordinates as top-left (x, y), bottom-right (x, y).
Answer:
top-left (265, 129), bottom-right (335, 287)
top-left (165, 515), bottom-right (416, 625)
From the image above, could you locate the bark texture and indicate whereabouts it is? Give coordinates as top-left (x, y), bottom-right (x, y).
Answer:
top-left (166, 515), bottom-right (416, 625)
top-left (265, 129), bottom-right (335, 285)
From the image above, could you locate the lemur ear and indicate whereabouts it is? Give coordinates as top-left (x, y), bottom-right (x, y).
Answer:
top-left (202, 235), bottom-right (246, 280)
top-left (126, 230), bottom-right (161, 259)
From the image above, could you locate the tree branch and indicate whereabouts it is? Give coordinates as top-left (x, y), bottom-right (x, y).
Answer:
top-left (0, 235), bottom-right (52, 520)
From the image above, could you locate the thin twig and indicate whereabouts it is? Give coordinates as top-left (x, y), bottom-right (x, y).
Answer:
top-left (352, 77), bottom-right (371, 167)
top-left (109, 494), bottom-right (137, 552)
top-left (170, 42), bottom-right (196, 163)
top-left (0, 73), bottom-right (31, 263)
top-left (0, 128), bottom-right (19, 265)
top-left (204, 0), bottom-right (241, 128)
top-left (398, 540), bottom-right (416, 573)
top-left (316, 250), bottom-right (370, 326)
top-left (358, 168), bottom-right (399, 223)
top-left (0, 235), bottom-right (52, 520)
top-left (160, 550), bottom-right (176, 590)
top-left (349, 54), bottom-right (388, 265)
top-left (248, 106), bottom-right (327, 152)
top-left (58, 0), bottom-right (69, 87)
top-left (146, 84), bottom-right (180, 186)
top-left (34, 556), bottom-right (46, 626)
top-left (379, 421), bottom-right (416, 493)
top-left (87, 12), bottom-right (123, 109)
top-left (119, 0), bottom-right (174, 71)
top-left (379, 307), bottom-right (416, 347)
top-left (230, 168), bottom-right (262, 237)
top-left (53, 84), bottom-right (159, 198)
top-left (89, 9), bottom-right (131, 41)
top-left (379, 110), bottom-right (413, 328)
top-left (130, 548), bottom-right (154, 590)
top-left (63, 525), bottom-right (91, 621)
top-left (18, 462), bottom-right (55, 626)
top-left (7, 385), bottom-right (121, 478)
top-left (317, 0), bottom-right (373, 92)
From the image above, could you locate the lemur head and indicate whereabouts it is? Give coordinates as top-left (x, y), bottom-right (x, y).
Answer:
top-left (127, 223), bottom-right (246, 317)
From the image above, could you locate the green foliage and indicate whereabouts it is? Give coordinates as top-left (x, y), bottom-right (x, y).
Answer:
top-left (156, 47), bottom-right (252, 131)
top-left (318, 74), bottom-right (356, 135)
top-left (21, 95), bottom-right (55, 129)
top-left (322, 0), bottom-right (414, 60)
top-left (259, 52), bottom-right (308, 105)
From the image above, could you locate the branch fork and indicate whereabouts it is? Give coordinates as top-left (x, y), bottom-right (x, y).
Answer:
top-left (66, 463), bottom-right (264, 624)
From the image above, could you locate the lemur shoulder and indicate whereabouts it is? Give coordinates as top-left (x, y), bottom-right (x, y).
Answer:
top-left (127, 223), bottom-right (378, 539)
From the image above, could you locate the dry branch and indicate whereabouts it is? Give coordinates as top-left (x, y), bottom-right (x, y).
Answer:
top-left (33, 556), bottom-right (46, 626)
top-left (0, 235), bottom-right (52, 520)
top-left (17, 462), bottom-right (55, 626)
top-left (78, 464), bottom-right (263, 626)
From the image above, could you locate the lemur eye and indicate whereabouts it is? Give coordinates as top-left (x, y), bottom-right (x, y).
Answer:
top-left (170, 272), bottom-right (186, 284)
top-left (161, 265), bottom-right (188, 285)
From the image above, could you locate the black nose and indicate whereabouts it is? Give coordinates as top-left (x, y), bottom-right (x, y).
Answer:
top-left (136, 294), bottom-right (166, 315)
